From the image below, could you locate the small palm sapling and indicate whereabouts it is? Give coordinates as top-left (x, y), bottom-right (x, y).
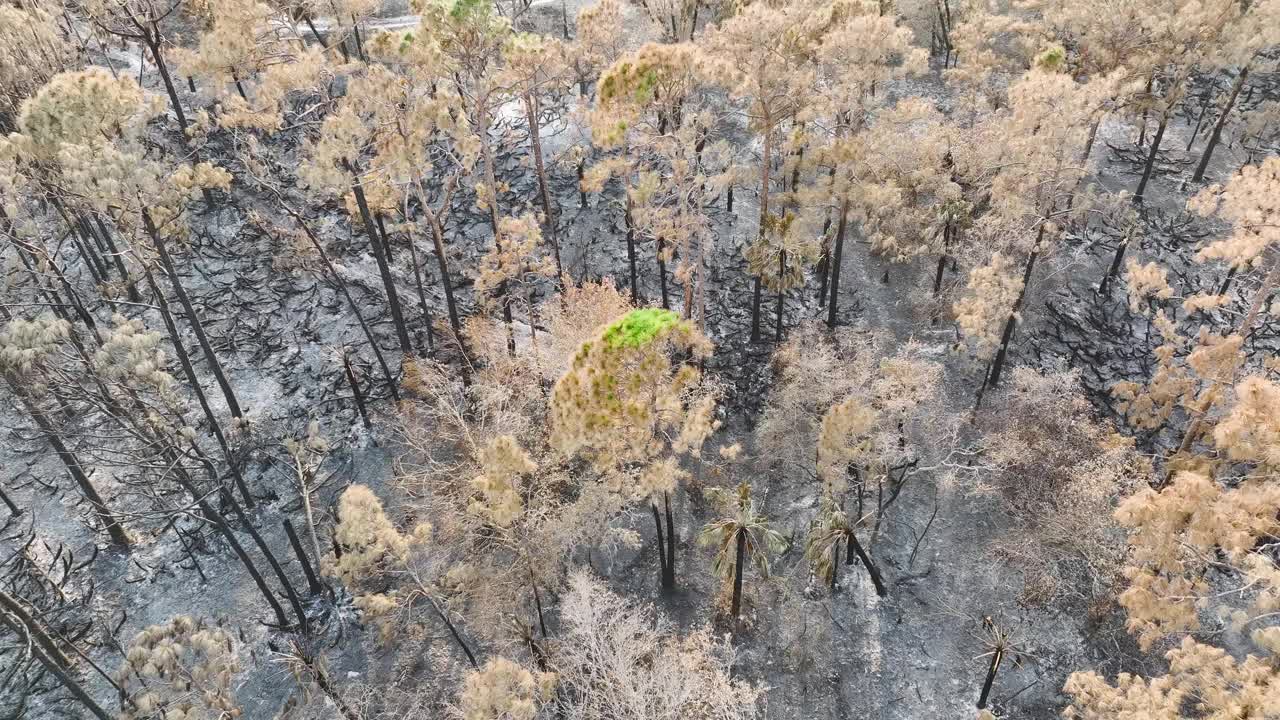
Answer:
top-left (700, 480), bottom-right (786, 627)
top-left (806, 398), bottom-right (886, 595)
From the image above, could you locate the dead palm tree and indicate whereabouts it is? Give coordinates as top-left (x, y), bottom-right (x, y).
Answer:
top-left (805, 503), bottom-right (886, 597)
top-left (974, 616), bottom-right (1027, 710)
top-left (699, 481), bottom-right (786, 627)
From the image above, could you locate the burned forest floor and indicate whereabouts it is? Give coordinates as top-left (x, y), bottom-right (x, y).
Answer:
top-left (3, 5), bottom-right (1280, 720)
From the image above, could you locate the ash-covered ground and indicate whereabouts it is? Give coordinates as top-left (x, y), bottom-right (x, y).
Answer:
top-left (2, 4), bottom-right (1278, 719)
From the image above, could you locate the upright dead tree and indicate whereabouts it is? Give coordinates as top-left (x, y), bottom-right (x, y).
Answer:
top-left (333, 484), bottom-right (481, 668)
top-left (952, 59), bottom-right (1120, 400)
top-left (1039, 0), bottom-right (1239, 203)
top-left (704, 1), bottom-right (814, 343)
top-left (588, 41), bottom-right (708, 310)
top-left (9, 69), bottom-right (246, 429)
top-left (298, 68), bottom-right (416, 356)
top-left (419, 0), bottom-right (519, 345)
top-left (1187, 0), bottom-right (1280, 183)
top-left (499, 33), bottom-right (574, 279)
top-left (0, 3), bottom-right (74, 132)
top-left (83, 0), bottom-right (195, 133)
top-left (809, 1), bottom-right (927, 327)
top-left (0, 316), bottom-right (130, 547)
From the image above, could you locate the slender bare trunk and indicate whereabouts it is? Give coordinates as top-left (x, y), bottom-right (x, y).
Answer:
top-left (143, 211), bottom-right (244, 419)
top-left (0, 591), bottom-right (114, 720)
top-left (731, 530), bottom-right (746, 622)
top-left (1193, 66), bottom-right (1249, 183)
top-left (525, 95), bottom-right (562, 278)
top-left (10, 388), bottom-right (129, 546)
top-left (1133, 113), bottom-right (1169, 203)
top-left (345, 168), bottom-right (412, 353)
top-left (826, 197), bottom-right (849, 328)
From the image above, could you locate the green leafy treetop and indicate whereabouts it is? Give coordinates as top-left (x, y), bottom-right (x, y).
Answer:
top-left (600, 308), bottom-right (681, 349)
top-left (551, 308), bottom-right (715, 487)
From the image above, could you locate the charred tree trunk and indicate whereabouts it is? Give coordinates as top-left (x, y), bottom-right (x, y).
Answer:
top-left (775, 250), bottom-right (786, 342)
top-left (624, 195), bottom-right (641, 303)
top-left (731, 530), bottom-right (746, 623)
top-left (751, 127), bottom-right (775, 343)
top-left (1186, 83), bottom-right (1215, 151)
top-left (141, 24), bottom-right (187, 132)
top-left (0, 486), bottom-right (20, 516)
top-left (342, 350), bottom-right (372, 430)
top-left (11, 389), bottom-right (129, 546)
top-left (428, 597), bottom-right (479, 669)
top-left (427, 217), bottom-right (468, 381)
top-left (933, 223), bottom-right (953, 296)
top-left (1169, 260), bottom-right (1280, 468)
top-left (815, 168), bottom-right (839, 306)
top-left (985, 247), bottom-right (1040, 390)
top-left (350, 16), bottom-right (366, 62)
top-left (657, 237), bottom-right (670, 310)
top-left (663, 492), bottom-right (676, 591)
top-left (284, 205), bottom-right (399, 400)
top-left (80, 212), bottom-right (137, 299)
top-left (750, 276), bottom-right (763, 343)
top-left (830, 542), bottom-right (840, 591)
top-left (977, 647), bottom-right (1004, 709)
top-left (283, 518), bottom-right (323, 595)
top-left (1133, 113), bottom-right (1169, 204)
top-left (826, 198), bottom-right (849, 329)
top-left (525, 95), bottom-right (563, 279)
top-left (92, 218), bottom-right (140, 301)
top-left (139, 266), bottom-right (253, 509)
top-left (1193, 66), bottom-right (1249, 183)
top-left (304, 14), bottom-right (346, 61)
top-left (164, 463), bottom-right (289, 627)
top-left (530, 568), bottom-right (548, 638)
top-left (846, 531), bottom-right (886, 596)
top-left (0, 591), bottom-right (114, 720)
top-left (345, 165), bottom-right (412, 353)
top-left (221, 489), bottom-right (309, 633)
top-left (142, 211), bottom-right (243, 420)
top-left (1098, 229), bottom-right (1133, 297)
top-left (651, 502), bottom-right (669, 591)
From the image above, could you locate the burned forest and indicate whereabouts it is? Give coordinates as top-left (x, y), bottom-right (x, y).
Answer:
top-left (1, 0), bottom-right (1279, 717)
